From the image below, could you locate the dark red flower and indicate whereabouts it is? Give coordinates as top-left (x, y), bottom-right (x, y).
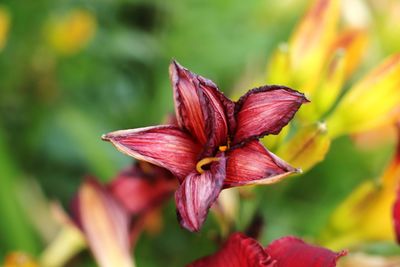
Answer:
top-left (72, 161), bottom-right (176, 259)
top-left (102, 61), bottom-right (308, 231)
top-left (188, 233), bottom-right (347, 267)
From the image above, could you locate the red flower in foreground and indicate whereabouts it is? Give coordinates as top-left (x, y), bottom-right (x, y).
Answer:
top-left (188, 233), bottom-right (347, 267)
top-left (102, 61), bottom-right (308, 231)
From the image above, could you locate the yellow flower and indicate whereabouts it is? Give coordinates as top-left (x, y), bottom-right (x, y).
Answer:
top-left (327, 54), bottom-right (400, 138)
top-left (0, 6), bottom-right (10, 51)
top-left (320, 130), bottom-right (400, 249)
top-left (276, 123), bottom-right (330, 172)
top-left (45, 9), bottom-right (96, 55)
top-left (3, 252), bottom-right (38, 267)
top-left (264, 0), bottom-right (367, 171)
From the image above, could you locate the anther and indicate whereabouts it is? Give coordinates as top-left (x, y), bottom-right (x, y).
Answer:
top-left (219, 145), bottom-right (228, 152)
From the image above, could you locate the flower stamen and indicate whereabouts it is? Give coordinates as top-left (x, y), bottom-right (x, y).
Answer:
top-left (219, 145), bottom-right (228, 152)
top-left (196, 157), bottom-right (220, 174)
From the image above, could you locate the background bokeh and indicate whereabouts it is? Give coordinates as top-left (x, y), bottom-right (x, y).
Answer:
top-left (1, 0), bottom-right (399, 266)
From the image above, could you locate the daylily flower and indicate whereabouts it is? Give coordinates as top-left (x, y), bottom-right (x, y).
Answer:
top-left (73, 178), bottom-right (135, 267)
top-left (188, 232), bottom-right (347, 267)
top-left (256, 0), bottom-right (369, 172)
top-left (40, 162), bottom-right (175, 267)
top-left (321, 124), bottom-right (400, 249)
top-left (102, 60), bottom-right (308, 231)
top-left (107, 162), bottom-right (177, 243)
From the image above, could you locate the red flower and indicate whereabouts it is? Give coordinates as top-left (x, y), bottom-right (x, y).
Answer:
top-left (188, 233), bottom-right (347, 267)
top-left (71, 162), bottom-right (176, 266)
top-left (108, 162), bottom-right (177, 216)
top-left (102, 61), bottom-right (308, 231)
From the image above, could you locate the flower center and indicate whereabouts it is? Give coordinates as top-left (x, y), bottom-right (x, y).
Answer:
top-left (196, 157), bottom-right (220, 174)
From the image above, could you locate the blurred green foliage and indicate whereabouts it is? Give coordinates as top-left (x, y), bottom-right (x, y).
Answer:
top-left (0, 0), bottom-right (399, 266)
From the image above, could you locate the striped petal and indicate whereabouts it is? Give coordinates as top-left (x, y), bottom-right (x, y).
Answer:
top-left (74, 179), bottom-right (134, 267)
top-left (233, 86), bottom-right (308, 145)
top-left (175, 154), bottom-right (226, 232)
top-left (102, 125), bottom-right (201, 181)
top-left (170, 60), bottom-right (234, 152)
top-left (225, 141), bottom-right (297, 188)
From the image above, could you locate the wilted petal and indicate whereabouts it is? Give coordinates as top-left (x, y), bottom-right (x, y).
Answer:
top-left (233, 86), bottom-right (308, 144)
top-left (170, 60), bottom-right (233, 150)
top-left (265, 236), bottom-right (346, 267)
top-left (74, 179), bottom-right (134, 267)
top-left (327, 54), bottom-right (400, 137)
top-left (188, 232), bottom-right (274, 267)
top-left (276, 123), bottom-right (331, 172)
top-left (102, 125), bottom-right (201, 181)
top-left (108, 163), bottom-right (177, 215)
top-left (175, 154), bottom-right (226, 232)
top-left (225, 141), bottom-right (297, 188)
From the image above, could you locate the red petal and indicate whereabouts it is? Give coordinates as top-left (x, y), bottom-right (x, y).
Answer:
top-left (233, 86), bottom-right (308, 144)
top-left (75, 178), bottom-right (134, 267)
top-left (394, 186), bottom-right (400, 244)
top-left (225, 141), bottom-right (297, 188)
top-left (265, 236), bottom-right (347, 267)
top-left (170, 60), bottom-right (234, 151)
top-left (108, 163), bottom-right (177, 215)
top-left (188, 232), bottom-right (275, 267)
top-left (175, 153), bottom-right (226, 232)
top-left (102, 125), bottom-right (201, 181)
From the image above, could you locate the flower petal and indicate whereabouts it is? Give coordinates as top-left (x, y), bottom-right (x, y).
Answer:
top-left (225, 141), bottom-right (297, 188)
top-left (170, 60), bottom-right (234, 150)
top-left (108, 163), bottom-right (177, 215)
top-left (276, 123), bottom-right (330, 173)
top-left (233, 86), bottom-right (308, 144)
top-left (327, 53), bottom-right (400, 137)
top-left (265, 236), bottom-right (347, 267)
top-left (102, 125), bottom-right (201, 181)
top-left (289, 0), bottom-right (339, 94)
top-left (188, 232), bottom-right (274, 267)
top-left (394, 186), bottom-right (400, 244)
top-left (74, 178), bottom-right (134, 267)
top-left (175, 153), bottom-right (226, 232)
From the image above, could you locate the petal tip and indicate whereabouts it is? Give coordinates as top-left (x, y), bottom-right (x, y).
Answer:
top-left (295, 168), bottom-right (303, 174)
top-left (101, 133), bottom-right (111, 141)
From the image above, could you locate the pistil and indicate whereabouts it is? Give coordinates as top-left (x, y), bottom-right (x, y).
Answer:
top-left (196, 157), bottom-right (220, 174)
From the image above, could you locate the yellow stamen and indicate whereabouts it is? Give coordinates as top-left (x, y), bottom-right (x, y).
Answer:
top-left (219, 145), bottom-right (228, 152)
top-left (196, 157), bottom-right (220, 174)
